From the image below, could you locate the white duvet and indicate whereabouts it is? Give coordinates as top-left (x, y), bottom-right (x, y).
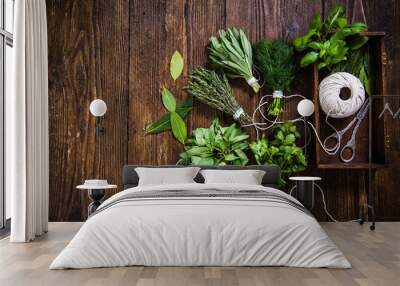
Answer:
top-left (50, 183), bottom-right (350, 269)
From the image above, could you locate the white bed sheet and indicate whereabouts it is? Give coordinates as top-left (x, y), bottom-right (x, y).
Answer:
top-left (50, 183), bottom-right (350, 269)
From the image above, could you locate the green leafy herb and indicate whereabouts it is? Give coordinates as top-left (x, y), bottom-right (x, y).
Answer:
top-left (209, 27), bottom-right (260, 93)
top-left (161, 88), bottom-right (177, 112)
top-left (144, 96), bottom-right (192, 134)
top-left (170, 50), bottom-right (184, 81)
top-left (146, 89), bottom-right (187, 144)
top-left (331, 47), bottom-right (373, 95)
top-left (184, 67), bottom-right (252, 125)
top-left (170, 111), bottom-right (187, 144)
top-left (144, 51), bottom-right (191, 144)
top-left (293, 5), bottom-right (368, 70)
top-left (254, 39), bottom-right (296, 117)
top-left (250, 122), bottom-right (307, 187)
top-left (178, 119), bottom-right (249, 166)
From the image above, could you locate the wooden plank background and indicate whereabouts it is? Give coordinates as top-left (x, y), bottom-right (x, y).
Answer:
top-left (46, 0), bottom-right (400, 222)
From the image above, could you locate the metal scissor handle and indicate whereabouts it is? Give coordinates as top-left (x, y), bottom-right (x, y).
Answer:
top-left (323, 131), bottom-right (343, 153)
top-left (323, 115), bottom-right (358, 153)
top-left (340, 137), bottom-right (356, 163)
top-left (339, 99), bottom-right (370, 163)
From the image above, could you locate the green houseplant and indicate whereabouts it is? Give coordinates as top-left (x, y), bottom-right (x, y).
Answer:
top-left (254, 39), bottom-right (296, 117)
top-left (250, 122), bottom-right (307, 187)
top-left (178, 119), bottom-right (249, 166)
top-left (209, 27), bottom-right (260, 93)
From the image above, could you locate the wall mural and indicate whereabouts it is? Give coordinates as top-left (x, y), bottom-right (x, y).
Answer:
top-left (47, 0), bottom-right (400, 222)
top-left (145, 5), bottom-right (369, 187)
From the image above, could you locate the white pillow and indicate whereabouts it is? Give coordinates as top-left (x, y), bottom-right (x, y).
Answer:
top-left (200, 169), bottom-right (266, 185)
top-left (135, 167), bottom-right (200, 186)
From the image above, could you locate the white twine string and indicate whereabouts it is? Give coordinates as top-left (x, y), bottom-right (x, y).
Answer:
top-left (306, 110), bottom-right (342, 156)
top-left (241, 93), bottom-right (341, 155)
top-left (289, 183), bottom-right (337, 222)
top-left (241, 87), bottom-right (362, 156)
top-left (241, 93), bottom-right (306, 138)
top-left (272, 90), bottom-right (283, 98)
top-left (233, 108), bottom-right (244, 120)
top-left (319, 72), bottom-right (365, 118)
top-left (315, 183), bottom-right (338, 222)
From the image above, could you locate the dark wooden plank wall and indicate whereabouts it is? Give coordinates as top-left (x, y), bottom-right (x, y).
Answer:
top-left (46, 0), bottom-right (400, 222)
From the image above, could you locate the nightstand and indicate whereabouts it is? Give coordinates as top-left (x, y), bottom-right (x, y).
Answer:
top-left (289, 176), bottom-right (321, 210)
top-left (77, 182), bottom-right (117, 216)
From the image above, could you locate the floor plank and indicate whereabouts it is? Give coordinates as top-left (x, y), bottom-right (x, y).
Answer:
top-left (0, 222), bottom-right (399, 286)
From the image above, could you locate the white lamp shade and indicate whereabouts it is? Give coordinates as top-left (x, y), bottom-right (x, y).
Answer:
top-left (90, 99), bottom-right (107, 117)
top-left (297, 99), bottom-right (314, 117)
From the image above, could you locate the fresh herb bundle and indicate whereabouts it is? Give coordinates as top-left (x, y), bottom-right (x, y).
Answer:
top-left (254, 39), bottom-right (296, 117)
top-left (250, 122), bottom-right (307, 187)
top-left (144, 50), bottom-right (190, 144)
top-left (293, 5), bottom-right (368, 70)
top-left (184, 67), bottom-right (252, 125)
top-left (178, 119), bottom-right (249, 166)
top-left (209, 27), bottom-right (260, 93)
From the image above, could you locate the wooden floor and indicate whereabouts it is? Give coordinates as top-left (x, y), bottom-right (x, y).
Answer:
top-left (0, 222), bottom-right (399, 286)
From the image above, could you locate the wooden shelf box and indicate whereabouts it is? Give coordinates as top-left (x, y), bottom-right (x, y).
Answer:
top-left (311, 32), bottom-right (388, 170)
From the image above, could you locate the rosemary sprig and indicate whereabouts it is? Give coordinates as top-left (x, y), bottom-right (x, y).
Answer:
top-left (184, 67), bottom-right (252, 125)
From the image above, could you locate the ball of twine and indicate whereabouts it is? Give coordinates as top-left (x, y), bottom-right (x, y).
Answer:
top-left (319, 72), bottom-right (365, 118)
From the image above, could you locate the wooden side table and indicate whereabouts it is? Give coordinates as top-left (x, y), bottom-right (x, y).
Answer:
top-left (289, 176), bottom-right (321, 210)
top-left (76, 184), bottom-right (117, 216)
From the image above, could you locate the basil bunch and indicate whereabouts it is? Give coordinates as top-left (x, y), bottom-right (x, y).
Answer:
top-left (178, 119), bottom-right (249, 166)
top-left (293, 5), bottom-right (368, 70)
top-left (250, 122), bottom-right (307, 187)
top-left (209, 28), bottom-right (260, 93)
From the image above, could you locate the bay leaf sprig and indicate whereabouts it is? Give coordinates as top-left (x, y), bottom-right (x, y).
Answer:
top-left (144, 50), bottom-right (191, 144)
top-left (209, 27), bottom-right (260, 93)
top-left (144, 96), bottom-right (192, 134)
top-left (184, 67), bottom-right (252, 125)
top-left (160, 88), bottom-right (187, 144)
top-left (170, 50), bottom-right (184, 81)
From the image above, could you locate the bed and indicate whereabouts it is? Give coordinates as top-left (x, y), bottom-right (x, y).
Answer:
top-left (50, 165), bottom-right (350, 269)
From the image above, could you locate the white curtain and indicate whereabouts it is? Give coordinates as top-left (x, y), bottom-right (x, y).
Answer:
top-left (8, 0), bottom-right (49, 242)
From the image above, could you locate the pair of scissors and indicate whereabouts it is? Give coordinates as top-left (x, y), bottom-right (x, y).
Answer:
top-left (340, 99), bottom-right (370, 162)
top-left (322, 98), bottom-right (370, 160)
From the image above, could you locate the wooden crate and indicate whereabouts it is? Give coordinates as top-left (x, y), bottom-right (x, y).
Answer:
top-left (311, 32), bottom-right (388, 169)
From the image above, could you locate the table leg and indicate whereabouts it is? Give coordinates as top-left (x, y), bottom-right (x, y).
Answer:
top-left (358, 171), bottom-right (368, 222)
top-left (87, 189), bottom-right (106, 216)
top-left (296, 181), bottom-right (315, 210)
